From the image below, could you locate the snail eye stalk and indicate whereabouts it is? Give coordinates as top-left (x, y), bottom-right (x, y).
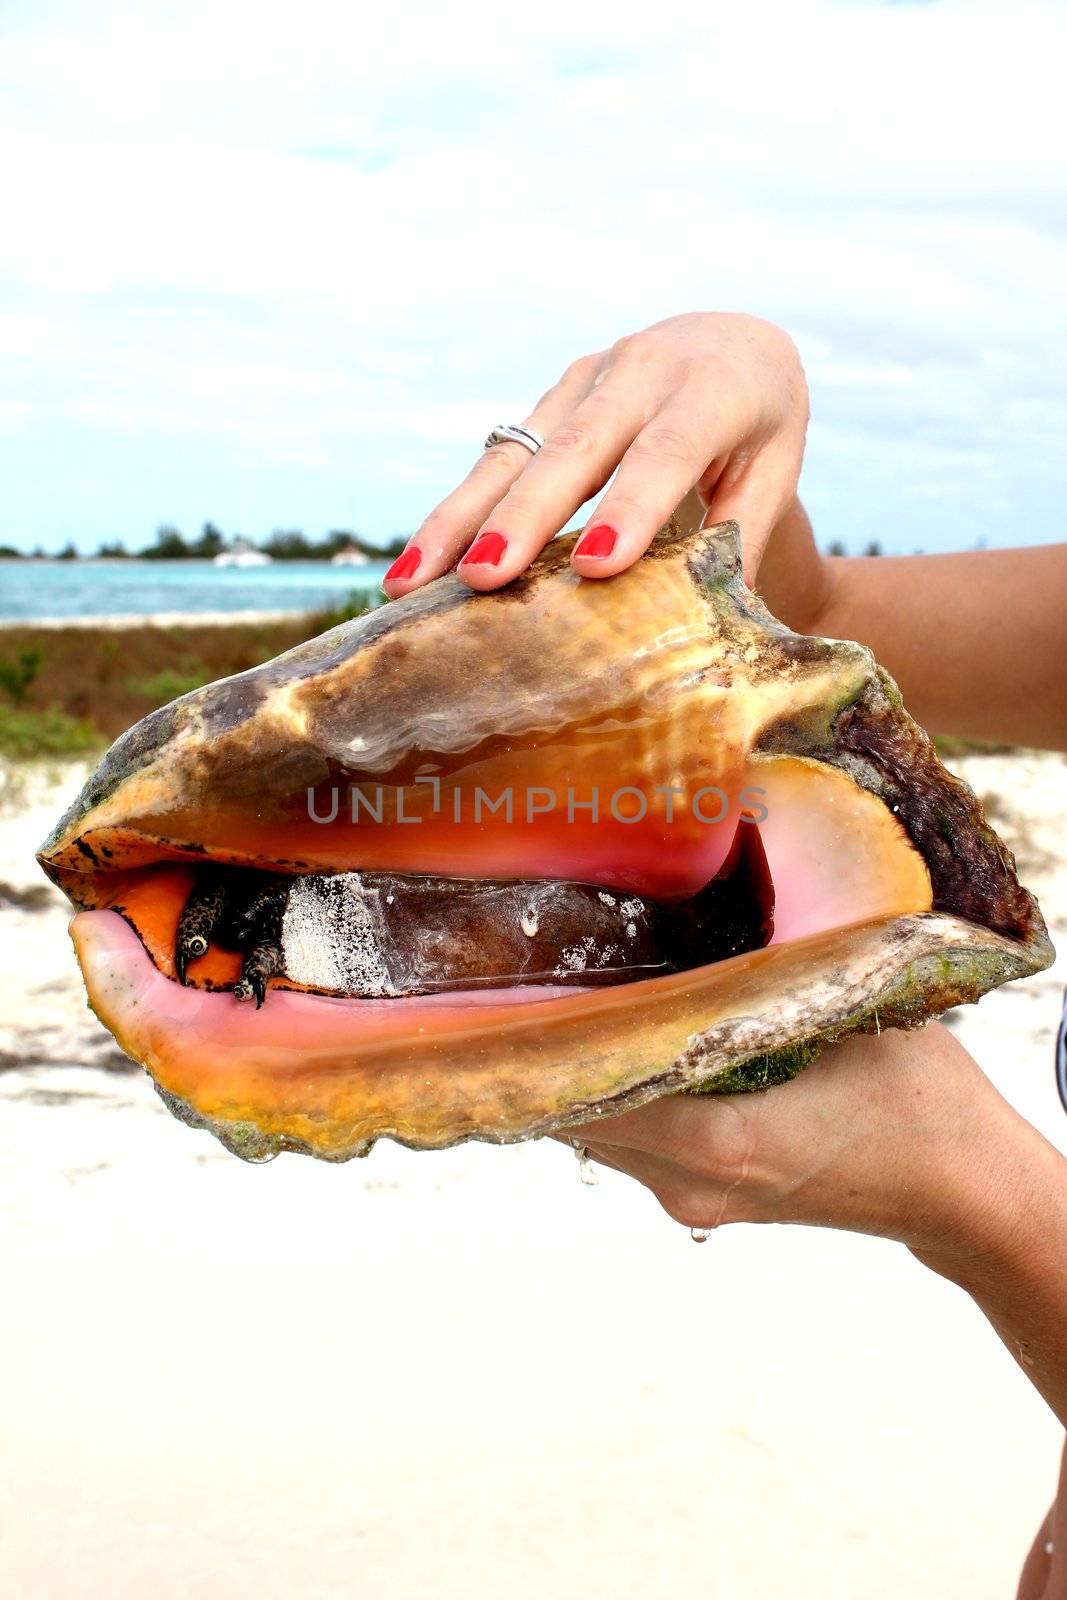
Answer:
top-left (175, 873), bottom-right (228, 985)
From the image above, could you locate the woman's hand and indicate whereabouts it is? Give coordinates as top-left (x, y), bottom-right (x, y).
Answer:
top-left (383, 312), bottom-right (809, 597)
top-left (561, 1023), bottom-right (1039, 1266)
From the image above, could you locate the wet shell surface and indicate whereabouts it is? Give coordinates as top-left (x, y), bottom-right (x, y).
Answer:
top-left (38, 518), bottom-right (1054, 1161)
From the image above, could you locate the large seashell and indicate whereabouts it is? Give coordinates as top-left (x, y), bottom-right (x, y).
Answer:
top-left (37, 520), bottom-right (1053, 1161)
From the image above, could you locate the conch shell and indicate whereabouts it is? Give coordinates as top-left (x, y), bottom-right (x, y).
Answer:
top-left (37, 520), bottom-right (1053, 1161)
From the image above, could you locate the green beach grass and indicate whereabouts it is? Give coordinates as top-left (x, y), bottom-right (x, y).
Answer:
top-left (0, 596), bottom-right (377, 760)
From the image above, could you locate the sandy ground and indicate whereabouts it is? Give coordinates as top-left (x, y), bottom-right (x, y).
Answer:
top-left (1, 752), bottom-right (1065, 1600)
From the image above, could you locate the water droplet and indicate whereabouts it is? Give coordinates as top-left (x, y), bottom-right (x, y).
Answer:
top-left (690, 1226), bottom-right (711, 1243)
top-left (571, 1140), bottom-right (599, 1186)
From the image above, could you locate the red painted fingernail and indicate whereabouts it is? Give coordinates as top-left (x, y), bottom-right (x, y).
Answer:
top-left (385, 546), bottom-right (421, 584)
top-left (574, 524), bottom-right (618, 560)
top-left (461, 530), bottom-right (507, 567)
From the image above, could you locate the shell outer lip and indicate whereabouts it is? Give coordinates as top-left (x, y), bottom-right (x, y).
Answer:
top-left (72, 905), bottom-right (1054, 1164)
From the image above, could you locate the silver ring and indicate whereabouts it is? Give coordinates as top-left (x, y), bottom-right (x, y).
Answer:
top-left (484, 423), bottom-right (544, 455)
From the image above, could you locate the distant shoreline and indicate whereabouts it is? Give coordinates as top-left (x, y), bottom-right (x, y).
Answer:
top-left (0, 557), bottom-right (391, 565)
top-left (0, 607), bottom-right (318, 631)
top-left (0, 555), bottom-right (387, 627)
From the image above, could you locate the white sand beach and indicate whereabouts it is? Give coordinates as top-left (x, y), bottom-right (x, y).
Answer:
top-left (1, 751), bottom-right (1064, 1600)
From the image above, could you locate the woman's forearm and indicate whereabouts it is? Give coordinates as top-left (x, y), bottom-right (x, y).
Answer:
top-left (914, 1125), bottom-right (1067, 1431)
top-left (818, 546), bottom-right (1067, 750)
top-left (755, 501), bottom-right (1067, 750)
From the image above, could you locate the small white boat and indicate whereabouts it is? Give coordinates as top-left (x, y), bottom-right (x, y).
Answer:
top-left (330, 546), bottom-right (370, 567)
top-left (213, 539), bottom-right (272, 568)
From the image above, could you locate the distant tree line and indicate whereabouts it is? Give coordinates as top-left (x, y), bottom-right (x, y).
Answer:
top-left (0, 523), bottom-right (410, 560)
top-left (0, 531), bottom-right (951, 562)
top-left (826, 539), bottom-right (884, 557)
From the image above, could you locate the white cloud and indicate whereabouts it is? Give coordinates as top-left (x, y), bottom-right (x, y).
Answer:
top-left (0, 0), bottom-right (1065, 549)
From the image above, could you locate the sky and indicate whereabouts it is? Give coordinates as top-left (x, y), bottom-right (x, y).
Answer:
top-left (1, 0), bottom-right (1065, 555)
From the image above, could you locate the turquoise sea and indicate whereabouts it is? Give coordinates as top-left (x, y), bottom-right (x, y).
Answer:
top-left (0, 559), bottom-right (390, 622)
